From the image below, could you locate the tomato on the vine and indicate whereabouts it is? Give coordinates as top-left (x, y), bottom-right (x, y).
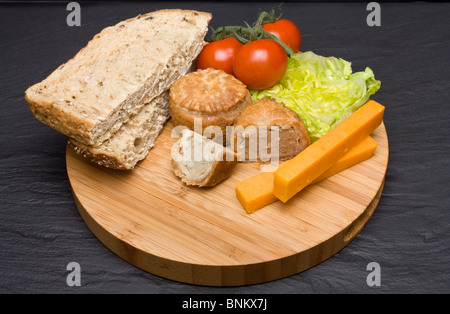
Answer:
top-left (262, 19), bottom-right (302, 53)
top-left (196, 37), bottom-right (243, 75)
top-left (233, 39), bottom-right (288, 90)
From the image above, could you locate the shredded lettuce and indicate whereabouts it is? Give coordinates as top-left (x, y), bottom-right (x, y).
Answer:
top-left (250, 51), bottom-right (381, 142)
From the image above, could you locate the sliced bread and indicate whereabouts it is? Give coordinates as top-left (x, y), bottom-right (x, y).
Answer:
top-left (68, 91), bottom-right (170, 170)
top-left (25, 9), bottom-right (211, 146)
top-left (67, 52), bottom-right (198, 170)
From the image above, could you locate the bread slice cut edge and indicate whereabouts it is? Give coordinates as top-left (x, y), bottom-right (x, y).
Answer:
top-left (68, 91), bottom-right (170, 170)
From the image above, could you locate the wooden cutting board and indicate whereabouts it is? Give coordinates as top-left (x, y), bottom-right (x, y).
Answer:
top-left (66, 120), bottom-right (388, 286)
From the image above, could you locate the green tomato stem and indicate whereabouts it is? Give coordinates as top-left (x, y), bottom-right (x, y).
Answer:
top-left (211, 24), bottom-right (294, 57)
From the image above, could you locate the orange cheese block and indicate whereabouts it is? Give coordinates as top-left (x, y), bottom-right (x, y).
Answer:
top-left (311, 136), bottom-right (378, 184)
top-left (273, 100), bottom-right (385, 203)
top-left (235, 136), bottom-right (378, 213)
top-left (236, 171), bottom-right (277, 214)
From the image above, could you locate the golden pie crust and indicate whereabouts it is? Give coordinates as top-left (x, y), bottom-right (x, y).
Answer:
top-left (169, 68), bottom-right (251, 142)
top-left (232, 97), bottom-right (311, 161)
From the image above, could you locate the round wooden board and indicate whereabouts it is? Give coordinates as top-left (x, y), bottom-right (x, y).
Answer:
top-left (66, 121), bottom-right (389, 286)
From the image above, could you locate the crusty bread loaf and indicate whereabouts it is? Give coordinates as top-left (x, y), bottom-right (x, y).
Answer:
top-left (171, 129), bottom-right (237, 187)
top-left (68, 91), bottom-right (170, 170)
top-left (25, 9), bottom-right (211, 146)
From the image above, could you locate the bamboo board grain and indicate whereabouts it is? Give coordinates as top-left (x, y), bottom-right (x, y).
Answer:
top-left (66, 120), bottom-right (389, 286)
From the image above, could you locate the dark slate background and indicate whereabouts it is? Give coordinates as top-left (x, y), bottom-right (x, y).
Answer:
top-left (1, 1), bottom-right (449, 295)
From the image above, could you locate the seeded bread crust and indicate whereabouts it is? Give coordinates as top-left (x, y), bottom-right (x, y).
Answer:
top-left (25, 9), bottom-right (211, 146)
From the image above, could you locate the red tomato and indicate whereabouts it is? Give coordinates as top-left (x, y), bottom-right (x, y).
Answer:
top-left (196, 37), bottom-right (243, 75)
top-left (233, 39), bottom-right (288, 90)
top-left (262, 19), bottom-right (302, 53)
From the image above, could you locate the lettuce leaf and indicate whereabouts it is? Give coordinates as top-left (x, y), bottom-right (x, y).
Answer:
top-left (250, 51), bottom-right (381, 142)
